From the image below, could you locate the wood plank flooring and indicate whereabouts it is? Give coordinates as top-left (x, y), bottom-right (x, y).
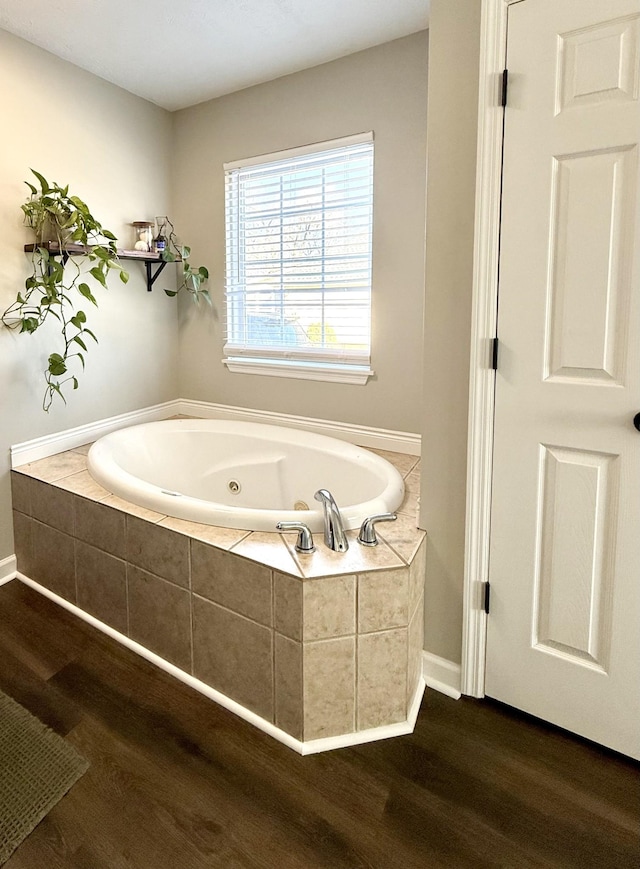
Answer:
top-left (1, 579), bottom-right (638, 868)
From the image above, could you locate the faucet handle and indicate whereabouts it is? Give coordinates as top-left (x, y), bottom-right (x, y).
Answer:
top-left (357, 513), bottom-right (397, 546)
top-left (276, 521), bottom-right (315, 553)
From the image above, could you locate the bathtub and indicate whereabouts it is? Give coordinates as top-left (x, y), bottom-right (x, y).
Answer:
top-left (87, 419), bottom-right (405, 533)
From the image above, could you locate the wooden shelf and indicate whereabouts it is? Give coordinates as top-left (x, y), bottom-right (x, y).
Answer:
top-left (24, 241), bottom-right (181, 292)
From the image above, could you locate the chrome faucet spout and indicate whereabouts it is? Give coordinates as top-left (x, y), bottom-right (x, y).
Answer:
top-left (314, 488), bottom-right (349, 552)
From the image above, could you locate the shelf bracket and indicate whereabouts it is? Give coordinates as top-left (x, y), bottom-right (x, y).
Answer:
top-left (144, 259), bottom-right (169, 292)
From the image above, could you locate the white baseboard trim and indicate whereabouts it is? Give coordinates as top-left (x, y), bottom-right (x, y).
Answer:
top-left (178, 400), bottom-right (421, 456)
top-left (11, 400), bottom-right (181, 467)
top-left (17, 573), bottom-right (425, 755)
top-left (11, 399), bottom-right (420, 468)
top-left (422, 651), bottom-right (462, 700)
top-left (0, 556), bottom-right (17, 586)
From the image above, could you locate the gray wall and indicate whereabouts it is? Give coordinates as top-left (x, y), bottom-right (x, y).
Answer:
top-left (420, 0), bottom-right (482, 664)
top-left (0, 29), bottom-right (177, 562)
top-left (1, 21), bottom-right (476, 673)
top-left (171, 32), bottom-right (429, 434)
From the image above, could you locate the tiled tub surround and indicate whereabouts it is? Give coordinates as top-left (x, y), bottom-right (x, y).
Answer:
top-left (11, 444), bottom-right (425, 752)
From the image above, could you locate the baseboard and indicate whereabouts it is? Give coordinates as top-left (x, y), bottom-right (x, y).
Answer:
top-left (11, 400), bottom-right (181, 467)
top-left (0, 555), bottom-right (17, 586)
top-left (422, 651), bottom-right (462, 700)
top-left (11, 399), bottom-right (420, 468)
top-left (17, 573), bottom-right (425, 755)
top-left (178, 400), bottom-right (421, 455)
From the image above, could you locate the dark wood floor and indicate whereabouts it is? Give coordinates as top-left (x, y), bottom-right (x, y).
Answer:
top-left (0, 580), bottom-right (638, 869)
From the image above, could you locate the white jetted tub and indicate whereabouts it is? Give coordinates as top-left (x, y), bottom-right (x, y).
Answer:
top-left (87, 419), bottom-right (405, 533)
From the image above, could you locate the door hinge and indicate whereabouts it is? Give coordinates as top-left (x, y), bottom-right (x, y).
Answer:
top-left (483, 581), bottom-right (491, 614)
top-left (491, 337), bottom-right (499, 370)
top-left (501, 69), bottom-right (509, 107)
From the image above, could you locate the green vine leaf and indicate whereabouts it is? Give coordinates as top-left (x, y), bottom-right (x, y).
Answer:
top-left (48, 353), bottom-right (67, 376)
top-left (78, 282), bottom-right (98, 304)
top-left (30, 169), bottom-right (50, 193)
top-left (88, 268), bottom-right (106, 289)
top-left (159, 217), bottom-right (210, 305)
top-left (1, 170), bottom-right (125, 411)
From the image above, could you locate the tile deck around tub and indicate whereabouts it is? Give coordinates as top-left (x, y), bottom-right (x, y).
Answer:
top-left (11, 436), bottom-right (426, 746)
top-left (13, 441), bottom-right (423, 579)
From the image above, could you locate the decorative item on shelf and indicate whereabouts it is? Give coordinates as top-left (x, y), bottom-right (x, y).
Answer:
top-left (153, 216), bottom-right (168, 254)
top-left (1, 169), bottom-right (129, 412)
top-left (132, 220), bottom-right (154, 252)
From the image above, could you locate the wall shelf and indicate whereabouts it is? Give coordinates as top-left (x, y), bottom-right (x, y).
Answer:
top-left (24, 242), bottom-right (181, 292)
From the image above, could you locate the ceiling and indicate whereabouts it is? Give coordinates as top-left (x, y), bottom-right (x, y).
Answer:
top-left (0, 0), bottom-right (430, 112)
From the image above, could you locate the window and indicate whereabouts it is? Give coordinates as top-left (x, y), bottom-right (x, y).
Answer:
top-left (223, 133), bottom-right (374, 384)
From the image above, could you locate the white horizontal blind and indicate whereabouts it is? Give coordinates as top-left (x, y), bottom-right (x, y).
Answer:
top-left (224, 135), bottom-right (373, 371)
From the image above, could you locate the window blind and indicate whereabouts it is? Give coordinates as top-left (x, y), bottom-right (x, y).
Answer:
top-left (224, 134), bottom-right (374, 376)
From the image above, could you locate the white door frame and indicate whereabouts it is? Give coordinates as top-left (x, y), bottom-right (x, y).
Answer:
top-left (461, 0), bottom-right (523, 697)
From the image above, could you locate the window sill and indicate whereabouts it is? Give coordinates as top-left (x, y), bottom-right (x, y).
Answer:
top-left (223, 357), bottom-right (374, 385)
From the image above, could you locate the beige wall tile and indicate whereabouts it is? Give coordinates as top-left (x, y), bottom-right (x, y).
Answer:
top-left (75, 497), bottom-right (125, 558)
top-left (159, 516), bottom-right (249, 550)
top-left (286, 531), bottom-right (405, 579)
top-left (30, 519), bottom-right (76, 602)
top-left (303, 575), bottom-right (356, 641)
top-left (128, 564), bottom-right (192, 671)
top-left (376, 512), bottom-right (426, 565)
top-left (191, 541), bottom-right (272, 626)
top-left (358, 569), bottom-right (409, 634)
top-left (15, 451), bottom-right (87, 483)
top-left (56, 470), bottom-right (111, 501)
top-left (10, 472), bottom-right (32, 516)
top-left (232, 532), bottom-right (302, 577)
top-left (274, 572), bottom-right (302, 640)
top-left (397, 471), bottom-right (420, 519)
top-left (76, 541), bottom-right (127, 634)
top-left (408, 592), bottom-right (425, 706)
top-left (357, 628), bottom-right (408, 731)
top-left (193, 595), bottom-right (274, 722)
top-left (126, 515), bottom-right (190, 588)
top-left (30, 479), bottom-right (75, 536)
top-left (13, 511), bottom-right (33, 576)
top-left (362, 447), bottom-right (420, 477)
top-left (303, 637), bottom-right (355, 740)
top-left (101, 495), bottom-right (166, 524)
top-left (274, 634), bottom-right (303, 740)
top-left (409, 536), bottom-right (427, 616)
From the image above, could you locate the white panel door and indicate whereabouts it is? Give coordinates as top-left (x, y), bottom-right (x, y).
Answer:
top-left (487, 0), bottom-right (640, 759)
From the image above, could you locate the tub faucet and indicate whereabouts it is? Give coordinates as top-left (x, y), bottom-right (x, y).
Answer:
top-left (314, 489), bottom-right (349, 552)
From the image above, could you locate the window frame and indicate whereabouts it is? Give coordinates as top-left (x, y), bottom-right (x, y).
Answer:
top-left (222, 132), bottom-right (375, 385)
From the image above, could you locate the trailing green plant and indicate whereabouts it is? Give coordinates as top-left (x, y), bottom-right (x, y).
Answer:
top-left (161, 217), bottom-right (211, 305)
top-left (1, 170), bottom-right (129, 411)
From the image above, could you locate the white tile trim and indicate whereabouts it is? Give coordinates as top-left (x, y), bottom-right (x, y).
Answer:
top-left (422, 651), bottom-right (462, 700)
top-left (17, 573), bottom-right (425, 755)
top-left (0, 556), bottom-right (17, 586)
top-left (11, 399), bottom-right (420, 468)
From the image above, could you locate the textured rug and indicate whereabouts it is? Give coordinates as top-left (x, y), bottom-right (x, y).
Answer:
top-left (0, 689), bottom-right (88, 865)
